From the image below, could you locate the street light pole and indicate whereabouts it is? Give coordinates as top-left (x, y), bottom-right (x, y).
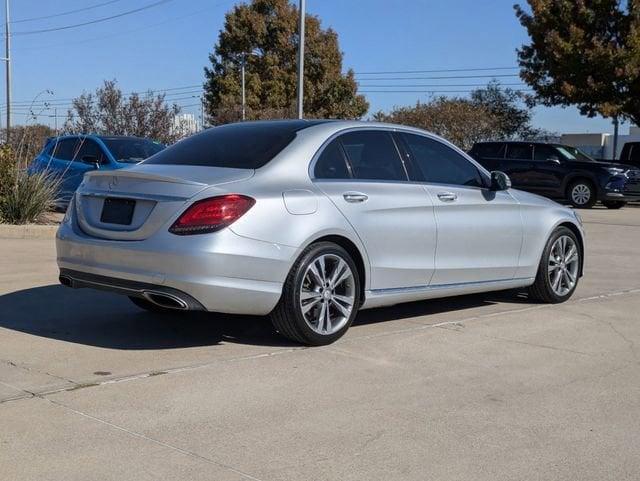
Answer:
top-left (296, 0), bottom-right (305, 119)
top-left (4, 0), bottom-right (10, 143)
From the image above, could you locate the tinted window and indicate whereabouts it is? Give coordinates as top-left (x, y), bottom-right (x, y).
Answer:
top-left (76, 139), bottom-right (107, 164)
top-left (339, 131), bottom-right (406, 181)
top-left (314, 140), bottom-right (350, 179)
top-left (50, 139), bottom-right (79, 161)
top-left (101, 138), bottom-right (164, 163)
top-left (402, 133), bottom-right (483, 187)
top-left (533, 144), bottom-right (560, 161)
top-left (630, 144), bottom-right (640, 162)
top-left (506, 144), bottom-right (533, 160)
top-left (472, 143), bottom-right (506, 158)
top-left (146, 122), bottom-right (302, 169)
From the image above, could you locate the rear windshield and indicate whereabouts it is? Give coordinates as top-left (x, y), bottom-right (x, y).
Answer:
top-left (145, 122), bottom-right (300, 169)
top-left (101, 137), bottom-right (165, 163)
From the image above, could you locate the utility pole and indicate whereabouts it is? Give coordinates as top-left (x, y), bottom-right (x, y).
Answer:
top-left (612, 116), bottom-right (619, 161)
top-left (296, 0), bottom-right (305, 119)
top-left (3, 0), bottom-right (10, 143)
top-left (241, 54), bottom-right (246, 121)
top-left (200, 97), bottom-right (205, 131)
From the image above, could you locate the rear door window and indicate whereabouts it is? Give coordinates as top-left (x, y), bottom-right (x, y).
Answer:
top-left (473, 143), bottom-right (506, 158)
top-left (314, 140), bottom-right (351, 179)
top-left (50, 139), bottom-right (79, 161)
top-left (338, 130), bottom-right (407, 181)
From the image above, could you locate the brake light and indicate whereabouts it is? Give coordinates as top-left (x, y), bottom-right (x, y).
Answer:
top-left (169, 194), bottom-right (255, 235)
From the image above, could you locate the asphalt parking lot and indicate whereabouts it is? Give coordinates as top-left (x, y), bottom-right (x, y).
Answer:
top-left (1, 206), bottom-right (639, 481)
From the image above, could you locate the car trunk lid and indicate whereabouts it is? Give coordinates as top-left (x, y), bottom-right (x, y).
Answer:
top-left (75, 164), bottom-right (254, 240)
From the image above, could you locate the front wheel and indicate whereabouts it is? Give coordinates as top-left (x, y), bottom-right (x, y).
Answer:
top-left (529, 227), bottom-right (581, 303)
top-left (602, 200), bottom-right (626, 209)
top-left (271, 242), bottom-right (361, 346)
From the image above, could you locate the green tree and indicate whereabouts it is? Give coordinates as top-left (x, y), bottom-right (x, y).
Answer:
top-left (515, 0), bottom-right (640, 124)
top-left (63, 80), bottom-right (183, 144)
top-left (374, 97), bottom-right (500, 151)
top-left (470, 81), bottom-right (539, 139)
top-left (203, 0), bottom-right (368, 123)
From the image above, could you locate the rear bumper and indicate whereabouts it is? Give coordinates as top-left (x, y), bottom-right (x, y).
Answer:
top-left (56, 219), bottom-right (297, 315)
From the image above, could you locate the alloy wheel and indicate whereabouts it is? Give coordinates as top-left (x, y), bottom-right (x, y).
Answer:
top-left (299, 253), bottom-right (356, 335)
top-left (571, 184), bottom-right (591, 206)
top-left (548, 235), bottom-right (580, 297)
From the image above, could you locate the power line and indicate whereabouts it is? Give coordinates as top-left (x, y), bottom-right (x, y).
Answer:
top-left (13, 0), bottom-right (173, 36)
top-left (2, 84), bottom-right (203, 107)
top-left (353, 74), bottom-right (521, 80)
top-left (359, 89), bottom-right (533, 93)
top-left (11, 0), bottom-right (124, 24)
top-left (355, 66), bottom-right (519, 75)
top-left (14, 2), bottom-right (231, 51)
top-left (357, 82), bottom-right (526, 88)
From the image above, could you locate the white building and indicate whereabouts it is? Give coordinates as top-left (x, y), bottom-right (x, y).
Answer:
top-left (560, 126), bottom-right (640, 160)
top-left (172, 113), bottom-right (199, 138)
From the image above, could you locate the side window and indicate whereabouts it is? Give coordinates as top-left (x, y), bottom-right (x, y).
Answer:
top-left (339, 130), bottom-right (407, 181)
top-left (505, 144), bottom-right (533, 160)
top-left (473, 143), bottom-right (506, 158)
top-left (75, 139), bottom-right (107, 164)
top-left (533, 144), bottom-right (560, 161)
top-left (630, 144), bottom-right (640, 163)
top-left (314, 139), bottom-right (351, 179)
top-left (49, 139), bottom-right (79, 161)
top-left (401, 133), bottom-right (484, 188)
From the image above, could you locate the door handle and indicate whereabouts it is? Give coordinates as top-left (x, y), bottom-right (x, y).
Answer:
top-left (437, 192), bottom-right (458, 202)
top-left (343, 192), bottom-right (368, 203)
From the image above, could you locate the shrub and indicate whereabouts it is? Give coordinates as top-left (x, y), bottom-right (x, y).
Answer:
top-left (0, 146), bottom-right (60, 224)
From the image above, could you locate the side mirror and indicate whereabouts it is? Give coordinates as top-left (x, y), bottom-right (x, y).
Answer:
top-left (490, 171), bottom-right (511, 191)
top-left (547, 155), bottom-right (561, 164)
top-left (81, 155), bottom-right (99, 168)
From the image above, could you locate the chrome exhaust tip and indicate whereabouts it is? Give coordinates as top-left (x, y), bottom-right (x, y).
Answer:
top-left (142, 291), bottom-right (189, 310)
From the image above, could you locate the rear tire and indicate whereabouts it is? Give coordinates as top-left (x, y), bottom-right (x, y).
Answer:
top-left (567, 179), bottom-right (596, 208)
top-left (271, 242), bottom-right (361, 346)
top-left (602, 200), bottom-right (626, 209)
top-left (529, 227), bottom-right (581, 303)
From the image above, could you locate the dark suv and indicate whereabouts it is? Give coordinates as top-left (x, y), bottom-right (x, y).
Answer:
top-left (469, 141), bottom-right (640, 208)
top-left (619, 142), bottom-right (640, 169)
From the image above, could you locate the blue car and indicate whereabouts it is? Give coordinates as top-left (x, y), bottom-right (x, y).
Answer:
top-left (30, 134), bottom-right (165, 207)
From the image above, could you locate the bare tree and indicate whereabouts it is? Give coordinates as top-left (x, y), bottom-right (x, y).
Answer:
top-left (64, 80), bottom-right (183, 144)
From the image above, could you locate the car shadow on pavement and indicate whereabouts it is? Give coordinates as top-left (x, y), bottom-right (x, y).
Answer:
top-left (0, 284), bottom-right (539, 350)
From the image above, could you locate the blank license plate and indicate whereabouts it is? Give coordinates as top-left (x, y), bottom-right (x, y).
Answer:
top-left (100, 198), bottom-right (136, 225)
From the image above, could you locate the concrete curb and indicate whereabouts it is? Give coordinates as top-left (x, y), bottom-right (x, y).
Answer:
top-left (0, 224), bottom-right (58, 239)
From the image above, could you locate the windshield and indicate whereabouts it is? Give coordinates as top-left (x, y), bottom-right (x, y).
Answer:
top-left (556, 145), bottom-right (595, 162)
top-left (101, 138), bottom-right (165, 163)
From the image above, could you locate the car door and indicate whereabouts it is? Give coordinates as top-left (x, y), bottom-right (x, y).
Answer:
top-left (398, 132), bottom-right (522, 285)
top-left (504, 143), bottom-right (536, 191)
top-left (531, 144), bottom-right (567, 197)
top-left (50, 138), bottom-right (104, 202)
top-left (313, 129), bottom-right (437, 290)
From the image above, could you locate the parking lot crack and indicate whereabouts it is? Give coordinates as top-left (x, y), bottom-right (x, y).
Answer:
top-left (40, 396), bottom-right (266, 481)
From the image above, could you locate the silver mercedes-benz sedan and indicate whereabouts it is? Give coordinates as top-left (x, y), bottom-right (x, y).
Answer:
top-left (57, 120), bottom-right (585, 345)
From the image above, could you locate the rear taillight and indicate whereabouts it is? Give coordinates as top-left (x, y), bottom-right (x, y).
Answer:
top-left (169, 194), bottom-right (255, 235)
